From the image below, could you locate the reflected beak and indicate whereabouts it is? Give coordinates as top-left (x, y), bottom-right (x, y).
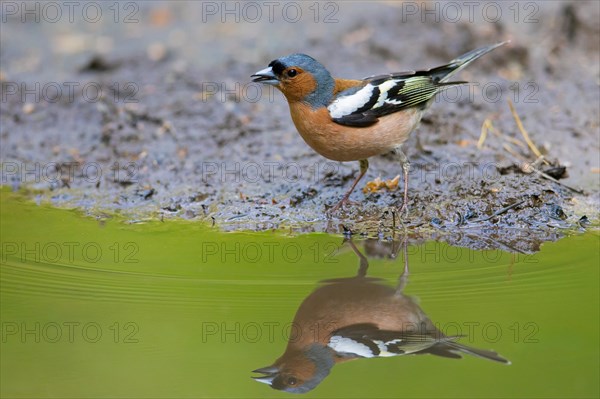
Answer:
top-left (251, 66), bottom-right (278, 85)
top-left (252, 365), bottom-right (279, 385)
top-left (252, 375), bottom-right (276, 385)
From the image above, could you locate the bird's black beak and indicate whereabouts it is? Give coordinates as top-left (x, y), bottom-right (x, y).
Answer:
top-left (251, 66), bottom-right (278, 85)
top-left (252, 365), bottom-right (279, 385)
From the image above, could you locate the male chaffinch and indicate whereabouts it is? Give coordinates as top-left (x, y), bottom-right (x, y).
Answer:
top-left (252, 239), bottom-right (509, 394)
top-left (252, 42), bottom-right (507, 215)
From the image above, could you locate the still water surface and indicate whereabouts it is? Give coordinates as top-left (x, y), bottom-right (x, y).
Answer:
top-left (1, 190), bottom-right (598, 398)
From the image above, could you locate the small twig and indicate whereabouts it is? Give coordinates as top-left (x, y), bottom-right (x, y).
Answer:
top-left (507, 99), bottom-right (547, 163)
top-left (477, 119), bottom-right (491, 149)
top-left (464, 233), bottom-right (527, 254)
top-left (502, 143), bottom-right (528, 162)
top-left (504, 101), bottom-right (582, 194)
top-left (480, 118), bottom-right (527, 150)
top-left (531, 167), bottom-right (585, 194)
top-left (522, 156), bottom-right (545, 172)
top-left (501, 133), bottom-right (528, 149)
top-left (470, 199), bottom-right (527, 223)
top-left (523, 157), bottom-right (584, 194)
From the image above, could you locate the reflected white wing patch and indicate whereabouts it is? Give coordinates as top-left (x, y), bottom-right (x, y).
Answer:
top-left (328, 336), bottom-right (376, 358)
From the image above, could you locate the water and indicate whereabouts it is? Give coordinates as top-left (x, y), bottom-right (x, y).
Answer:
top-left (1, 189), bottom-right (598, 398)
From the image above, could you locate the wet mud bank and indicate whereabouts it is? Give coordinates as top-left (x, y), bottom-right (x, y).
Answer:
top-left (1, 1), bottom-right (598, 252)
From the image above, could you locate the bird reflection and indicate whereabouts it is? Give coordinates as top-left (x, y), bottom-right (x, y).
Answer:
top-left (252, 239), bottom-right (510, 394)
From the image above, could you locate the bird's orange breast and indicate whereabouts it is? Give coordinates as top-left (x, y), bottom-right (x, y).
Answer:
top-left (284, 281), bottom-right (431, 349)
top-left (288, 102), bottom-right (422, 162)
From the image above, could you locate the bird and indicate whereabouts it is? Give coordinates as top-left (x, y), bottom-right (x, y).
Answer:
top-left (252, 42), bottom-right (508, 216)
top-left (252, 239), bottom-right (510, 394)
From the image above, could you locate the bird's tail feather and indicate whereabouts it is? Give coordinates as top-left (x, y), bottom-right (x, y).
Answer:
top-left (428, 41), bottom-right (509, 83)
top-left (443, 340), bottom-right (511, 364)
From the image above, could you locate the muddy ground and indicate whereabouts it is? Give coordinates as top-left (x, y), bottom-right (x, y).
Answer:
top-left (1, 1), bottom-right (599, 252)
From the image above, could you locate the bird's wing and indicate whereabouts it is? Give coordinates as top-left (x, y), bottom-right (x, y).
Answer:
top-left (327, 323), bottom-right (456, 358)
top-left (327, 72), bottom-right (466, 127)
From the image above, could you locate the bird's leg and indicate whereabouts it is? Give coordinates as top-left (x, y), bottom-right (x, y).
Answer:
top-left (346, 239), bottom-right (369, 278)
top-left (393, 146), bottom-right (411, 217)
top-left (328, 159), bottom-right (369, 213)
top-left (395, 238), bottom-right (410, 295)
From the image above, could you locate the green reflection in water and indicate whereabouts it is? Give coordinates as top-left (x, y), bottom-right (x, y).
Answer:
top-left (1, 189), bottom-right (598, 398)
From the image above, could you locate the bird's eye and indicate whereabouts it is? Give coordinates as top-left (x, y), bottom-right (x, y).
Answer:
top-left (287, 377), bottom-right (297, 386)
top-left (287, 69), bottom-right (297, 78)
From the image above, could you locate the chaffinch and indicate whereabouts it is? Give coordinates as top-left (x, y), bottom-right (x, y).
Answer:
top-left (252, 240), bottom-right (509, 393)
top-left (252, 42), bottom-right (507, 216)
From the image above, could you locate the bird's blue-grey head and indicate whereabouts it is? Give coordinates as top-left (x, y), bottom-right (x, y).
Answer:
top-left (252, 54), bottom-right (335, 108)
top-left (252, 344), bottom-right (336, 394)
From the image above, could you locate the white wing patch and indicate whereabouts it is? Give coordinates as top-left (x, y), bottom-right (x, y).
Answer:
top-left (373, 338), bottom-right (404, 357)
top-left (375, 79), bottom-right (402, 107)
top-left (327, 79), bottom-right (405, 120)
top-left (327, 84), bottom-right (376, 118)
top-left (328, 336), bottom-right (376, 358)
